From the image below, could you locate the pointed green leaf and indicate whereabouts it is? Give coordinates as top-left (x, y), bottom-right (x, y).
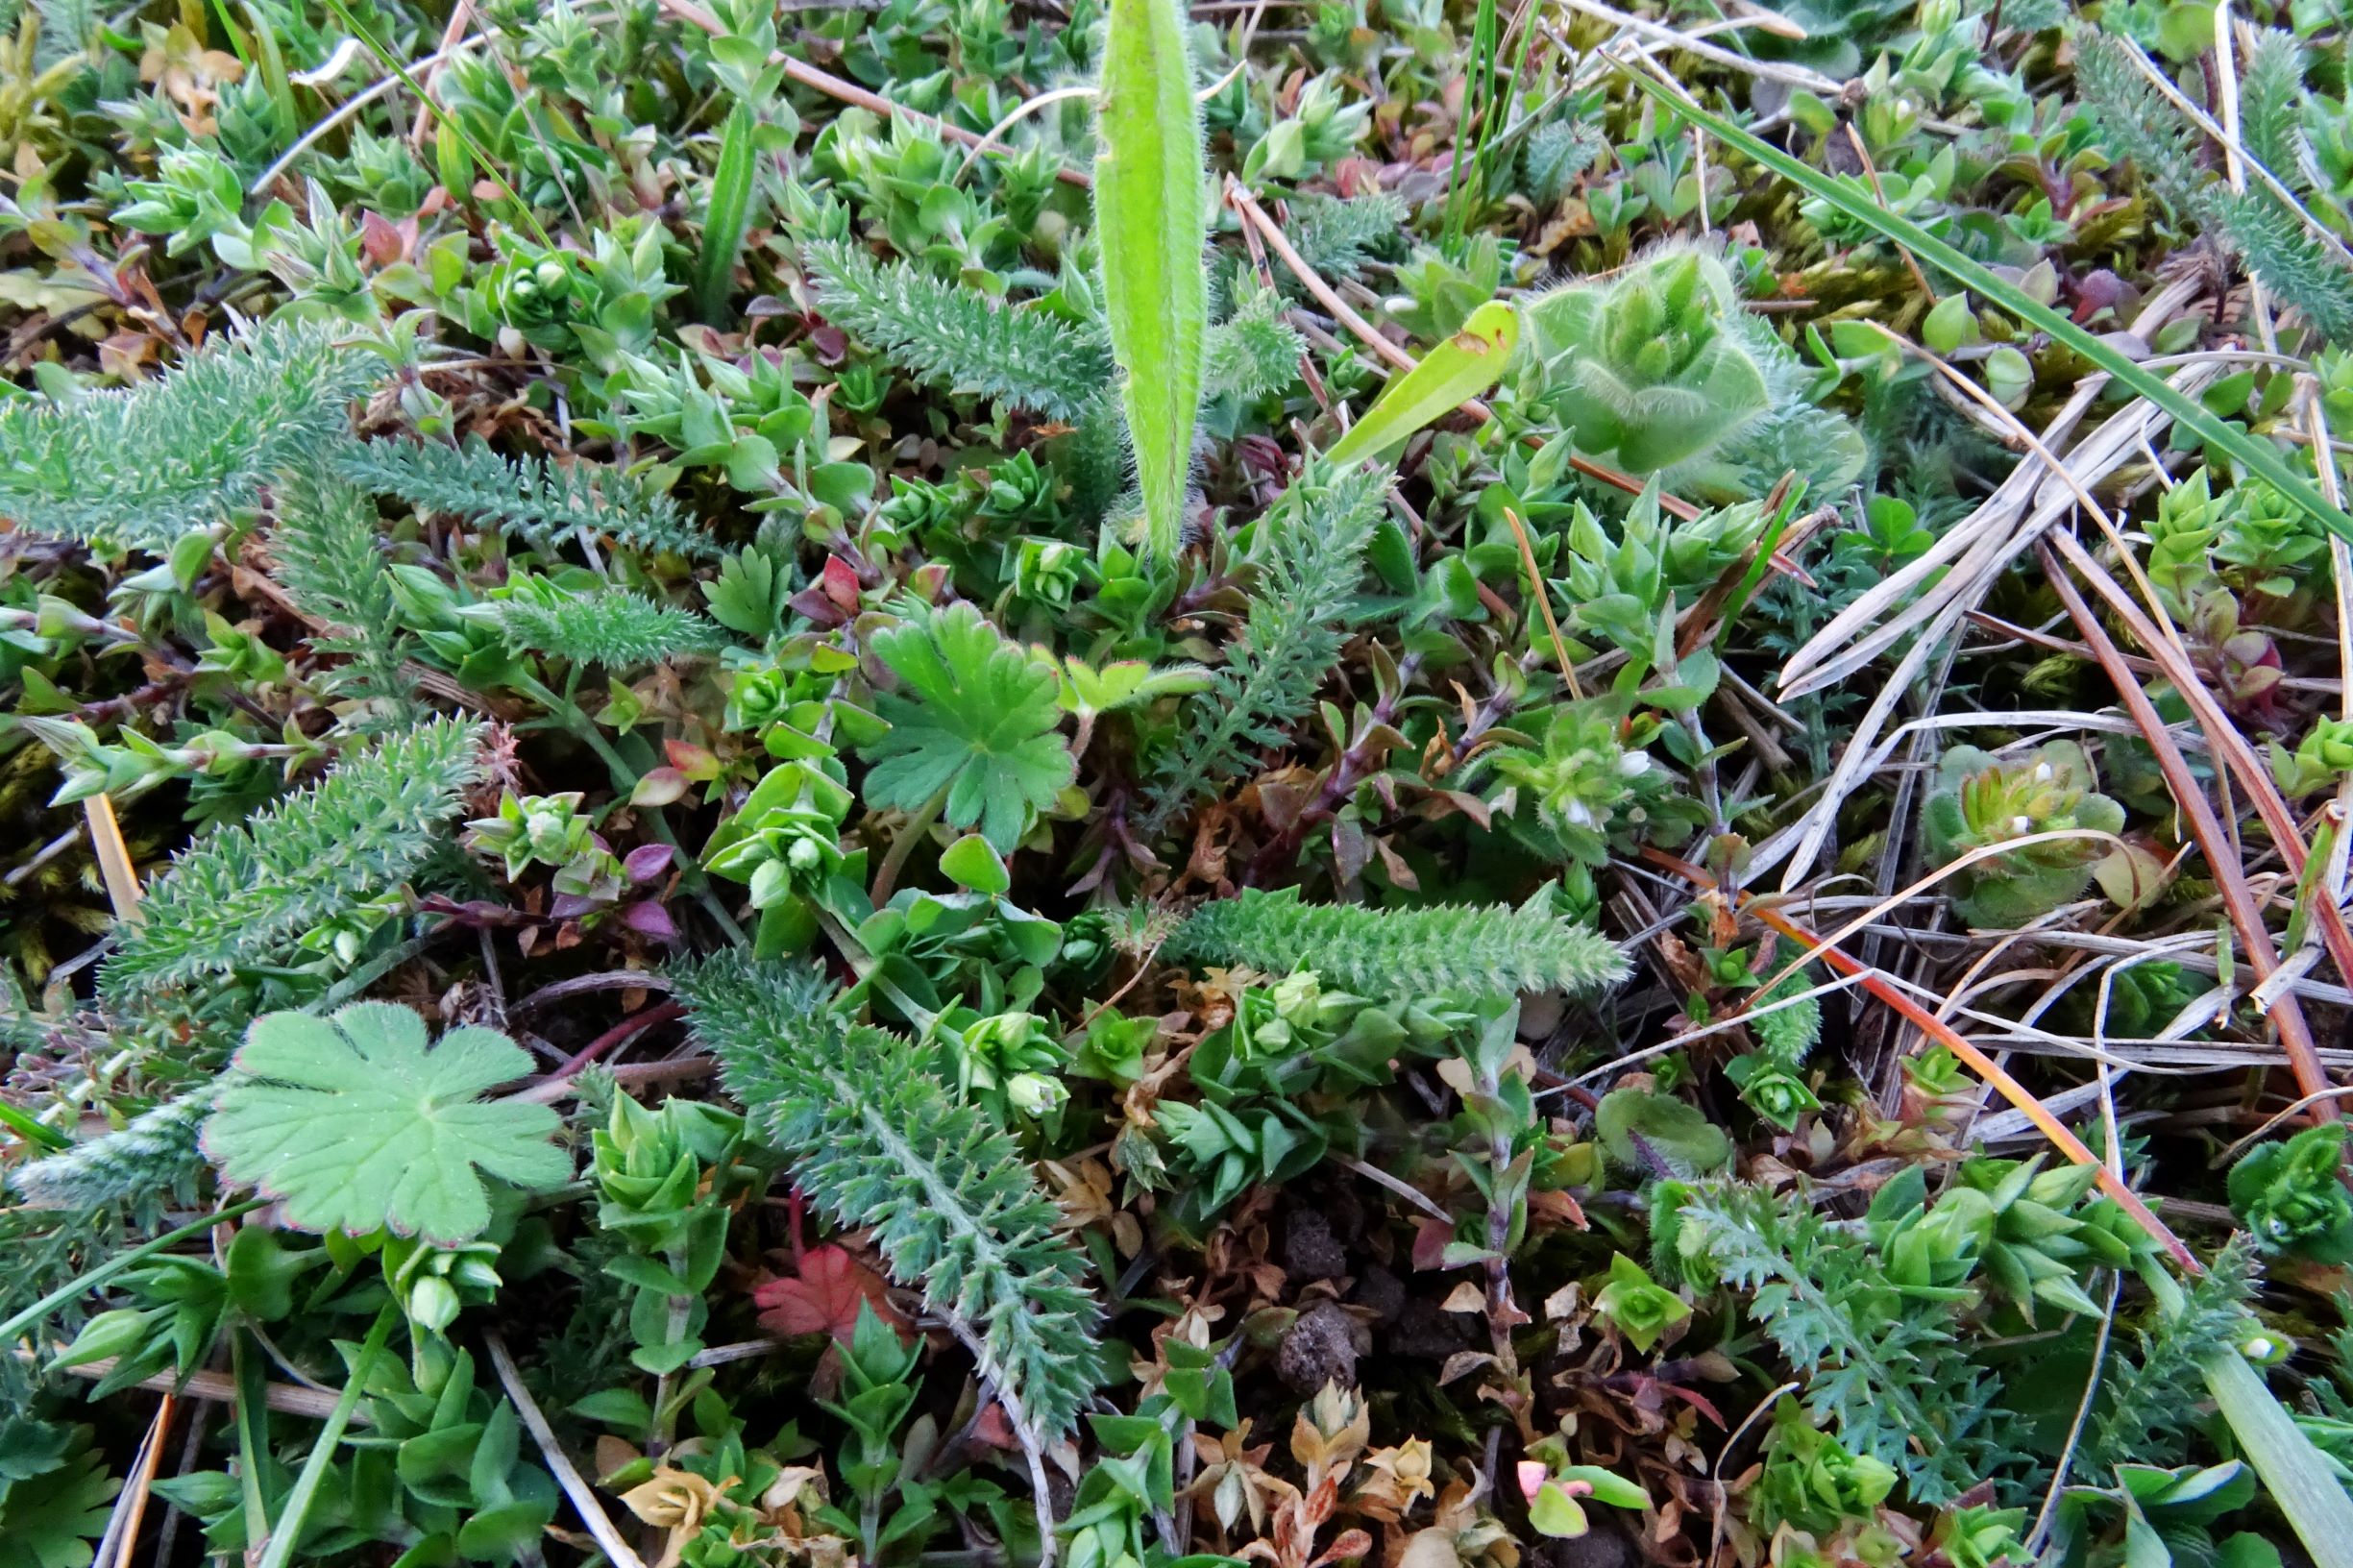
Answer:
top-left (1326, 300), bottom-right (1519, 468)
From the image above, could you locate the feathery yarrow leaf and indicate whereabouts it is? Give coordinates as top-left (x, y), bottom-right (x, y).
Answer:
top-left (332, 438), bottom-right (721, 561)
top-left (270, 473), bottom-right (416, 714)
top-left (1675, 1181), bottom-right (2005, 1503)
top-left (675, 953), bottom-right (1104, 1442)
top-left (0, 321), bottom-right (377, 552)
top-left (101, 718), bottom-right (481, 1002)
top-left (478, 581), bottom-right (725, 669)
top-left (1165, 886), bottom-right (1627, 996)
top-left (1144, 463), bottom-right (1387, 827)
top-left (800, 238), bottom-right (1113, 420)
top-left (1286, 191), bottom-right (1408, 285)
top-left (2090, 1234), bottom-right (2260, 1471)
top-left (1204, 284), bottom-right (1305, 402)
top-left (10, 1091), bottom-right (208, 1210)
top-left (2075, 33), bottom-right (2204, 215)
top-left (2210, 186), bottom-right (2353, 346)
top-left (2076, 28), bottom-right (2353, 346)
top-left (2238, 30), bottom-right (2312, 196)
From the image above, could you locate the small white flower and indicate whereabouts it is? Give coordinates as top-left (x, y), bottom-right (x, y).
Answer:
top-left (1561, 798), bottom-right (1597, 828)
top-left (2011, 816), bottom-right (2033, 835)
top-left (2033, 763), bottom-right (2054, 782)
top-left (1619, 750), bottom-right (1654, 778)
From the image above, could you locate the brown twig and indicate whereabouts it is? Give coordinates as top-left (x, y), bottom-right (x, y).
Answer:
top-left (2041, 538), bottom-right (2341, 1119)
top-left (516, 1001), bottom-right (687, 1100)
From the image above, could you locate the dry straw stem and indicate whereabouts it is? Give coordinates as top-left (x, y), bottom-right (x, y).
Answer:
top-left (27, 1349), bottom-right (355, 1421)
top-left (92, 1391), bottom-right (173, 1568)
top-left (1855, 321), bottom-right (2345, 1115)
top-left (485, 1331), bottom-right (650, 1568)
top-left (1642, 848), bottom-right (2199, 1271)
top-left (82, 794), bottom-right (142, 925)
top-left (1777, 276), bottom-right (2207, 698)
top-left (2043, 534), bottom-right (2341, 1118)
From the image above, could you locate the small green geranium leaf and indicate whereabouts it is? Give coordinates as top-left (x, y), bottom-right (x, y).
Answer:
top-left (857, 602), bottom-right (1076, 852)
top-left (205, 1002), bottom-right (571, 1244)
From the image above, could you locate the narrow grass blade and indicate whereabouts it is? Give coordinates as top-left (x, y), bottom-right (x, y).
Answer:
top-left (1613, 64), bottom-right (2353, 544)
top-left (2140, 1262), bottom-right (2353, 1568)
top-left (696, 103), bottom-right (759, 324)
top-left (1326, 299), bottom-right (1517, 467)
top-left (254, 1302), bottom-right (401, 1568)
top-left (1095, 0), bottom-right (1207, 564)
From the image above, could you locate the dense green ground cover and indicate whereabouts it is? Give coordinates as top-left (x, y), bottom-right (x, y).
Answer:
top-left (8, 0), bottom-right (2353, 1563)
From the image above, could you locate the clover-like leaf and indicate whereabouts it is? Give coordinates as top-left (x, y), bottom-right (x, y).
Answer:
top-left (205, 1002), bottom-right (570, 1244)
top-left (857, 601), bottom-right (1075, 851)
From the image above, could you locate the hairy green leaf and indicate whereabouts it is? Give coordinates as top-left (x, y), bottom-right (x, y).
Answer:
top-left (697, 102), bottom-right (760, 322)
top-left (205, 1003), bottom-right (569, 1243)
top-left (856, 601), bottom-right (1076, 851)
top-left (1095, 0), bottom-right (1207, 562)
top-left (1167, 885), bottom-right (1626, 995)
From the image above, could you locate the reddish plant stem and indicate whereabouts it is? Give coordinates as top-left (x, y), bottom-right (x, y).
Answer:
top-left (538, 1001), bottom-right (685, 1085)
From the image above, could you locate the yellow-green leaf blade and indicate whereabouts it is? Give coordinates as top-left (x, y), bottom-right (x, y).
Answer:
top-left (1325, 300), bottom-right (1518, 468)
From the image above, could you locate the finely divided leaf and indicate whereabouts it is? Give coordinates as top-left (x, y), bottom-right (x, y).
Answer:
top-left (1095, 0), bottom-right (1207, 563)
top-left (205, 1003), bottom-right (569, 1243)
top-left (1167, 885), bottom-right (1628, 995)
top-left (676, 955), bottom-right (1104, 1442)
top-left (0, 322), bottom-right (377, 553)
top-left (857, 601), bottom-right (1076, 850)
top-left (101, 718), bottom-right (482, 1001)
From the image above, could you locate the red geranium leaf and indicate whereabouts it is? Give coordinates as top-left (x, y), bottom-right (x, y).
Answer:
top-left (752, 1244), bottom-right (904, 1344)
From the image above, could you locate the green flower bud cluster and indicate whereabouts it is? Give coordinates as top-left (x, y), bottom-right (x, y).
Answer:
top-left (2227, 1121), bottom-right (2353, 1262)
top-left (1591, 1252), bottom-right (1691, 1353)
top-left (1496, 701), bottom-right (1692, 867)
top-left (2271, 716), bottom-right (2353, 798)
top-left (465, 789), bottom-right (623, 901)
top-left (1755, 1397), bottom-right (1898, 1536)
top-left (385, 1234), bottom-right (503, 1337)
top-left (593, 1091), bottom-right (759, 1374)
top-left (1868, 1157), bottom-right (2149, 1324)
top-left (950, 1009), bottom-right (1071, 1122)
top-left (702, 757), bottom-right (855, 914)
top-left (1921, 741), bottom-right (2126, 928)
top-left (1522, 247), bottom-right (1772, 475)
